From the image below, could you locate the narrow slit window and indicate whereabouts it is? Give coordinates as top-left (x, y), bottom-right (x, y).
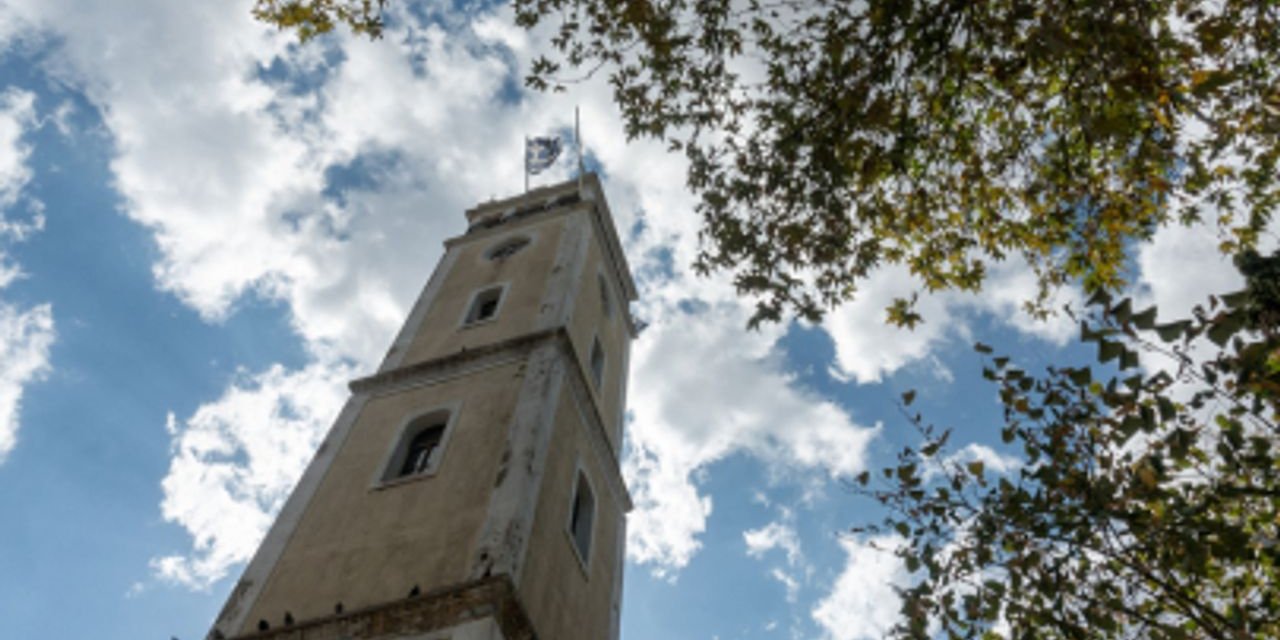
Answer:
top-left (569, 471), bottom-right (595, 565)
top-left (589, 338), bottom-right (605, 389)
top-left (465, 286), bottom-right (504, 325)
top-left (598, 273), bottom-right (613, 319)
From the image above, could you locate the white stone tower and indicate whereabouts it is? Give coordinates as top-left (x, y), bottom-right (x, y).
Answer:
top-left (207, 174), bottom-right (635, 640)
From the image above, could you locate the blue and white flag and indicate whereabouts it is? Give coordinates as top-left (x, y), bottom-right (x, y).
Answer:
top-left (525, 136), bottom-right (562, 175)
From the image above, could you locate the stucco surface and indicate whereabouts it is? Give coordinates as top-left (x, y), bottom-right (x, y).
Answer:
top-left (239, 362), bottom-right (525, 633)
top-left (401, 216), bottom-right (566, 365)
top-left (517, 383), bottom-right (623, 640)
top-left (564, 233), bottom-right (630, 453)
top-left (219, 178), bottom-right (633, 640)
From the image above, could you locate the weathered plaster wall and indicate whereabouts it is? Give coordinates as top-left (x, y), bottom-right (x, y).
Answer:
top-left (238, 360), bottom-right (526, 633)
top-left (564, 229), bottom-right (631, 453)
top-left (401, 215), bottom-right (567, 365)
top-left (517, 381), bottom-right (624, 640)
top-left (217, 177), bottom-right (633, 640)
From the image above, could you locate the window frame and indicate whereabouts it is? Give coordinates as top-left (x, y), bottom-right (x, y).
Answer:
top-left (589, 335), bottom-right (605, 390)
top-left (459, 282), bottom-right (510, 328)
top-left (371, 402), bottom-right (462, 490)
top-left (565, 462), bottom-right (597, 575)
top-left (484, 234), bottom-right (533, 262)
top-left (597, 271), bottom-right (614, 320)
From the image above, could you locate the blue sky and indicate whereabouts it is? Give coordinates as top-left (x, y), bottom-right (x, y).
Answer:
top-left (0, 2), bottom-right (1253, 639)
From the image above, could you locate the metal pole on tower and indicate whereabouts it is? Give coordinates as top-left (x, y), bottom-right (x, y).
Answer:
top-left (576, 106), bottom-right (584, 194)
top-left (524, 136), bottom-right (529, 193)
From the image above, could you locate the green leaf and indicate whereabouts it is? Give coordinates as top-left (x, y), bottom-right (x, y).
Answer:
top-left (905, 554), bottom-right (921, 572)
top-left (1099, 339), bottom-right (1124, 363)
top-left (1067, 367), bottom-right (1092, 386)
top-left (902, 390), bottom-right (917, 406)
top-left (1155, 320), bottom-right (1190, 342)
top-left (974, 342), bottom-right (993, 354)
top-left (1111, 297), bottom-right (1133, 324)
top-left (1206, 311), bottom-right (1244, 346)
top-left (1120, 348), bottom-right (1140, 370)
top-left (1131, 305), bottom-right (1157, 329)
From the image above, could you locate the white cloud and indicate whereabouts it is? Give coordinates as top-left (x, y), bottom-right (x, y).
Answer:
top-left (812, 535), bottom-right (909, 640)
top-left (0, 85), bottom-right (54, 465)
top-left (0, 299), bottom-right (53, 463)
top-left (1136, 221), bottom-right (1249, 320)
top-left (745, 515), bottom-right (807, 602)
top-left (0, 88), bottom-right (36, 212)
top-left (20, 0), bottom-right (880, 581)
top-left (923, 443), bottom-right (1022, 483)
top-left (822, 266), bottom-right (952, 384)
top-left (152, 360), bottom-right (351, 589)
top-left (823, 256), bottom-right (1081, 385)
top-left (745, 519), bottom-right (803, 566)
top-left (770, 567), bottom-right (801, 603)
top-left (625, 295), bottom-right (878, 574)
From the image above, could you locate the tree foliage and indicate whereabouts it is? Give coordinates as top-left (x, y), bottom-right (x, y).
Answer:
top-left (856, 250), bottom-right (1279, 639)
top-left (512, 0), bottom-right (1280, 325)
top-left (252, 0), bottom-right (386, 41)
top-left (256, 0), bottom-right (1278, 326)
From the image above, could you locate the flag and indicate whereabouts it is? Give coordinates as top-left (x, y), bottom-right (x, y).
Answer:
top-left (525, 136), bottom-right (562, 175)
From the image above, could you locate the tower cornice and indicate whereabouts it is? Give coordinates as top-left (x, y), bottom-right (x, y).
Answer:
top-left (349, 327), bottom-right (633, 513)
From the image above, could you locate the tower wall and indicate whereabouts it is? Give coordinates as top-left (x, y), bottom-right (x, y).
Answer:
top-left (398, 213), bottom-right (572, 366)
top-left (237, 358), bottom-right (526, 633)
top-left (518, 380), bottom-right (626, 640)
top-left (208, 175), bottom-right (634, 640)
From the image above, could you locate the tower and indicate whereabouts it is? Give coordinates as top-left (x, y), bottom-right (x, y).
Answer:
top-left (208, 174), bottom-right (636, 640)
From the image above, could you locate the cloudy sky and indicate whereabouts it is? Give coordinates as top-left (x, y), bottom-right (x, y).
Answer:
top-left (0, 1), bottom-right (1254, 639)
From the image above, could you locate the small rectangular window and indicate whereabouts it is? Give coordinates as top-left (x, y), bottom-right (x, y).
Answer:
top-left (465, 286), bottom-right (504, 325)
top-left (590, 338), bottom-right (605, 389)
top-left (598, 273), bottom-right (613, 319)
top-left (569, 470), bottom-right (596, 566)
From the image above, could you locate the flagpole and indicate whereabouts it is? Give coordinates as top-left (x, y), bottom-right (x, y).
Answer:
top-left (576, 106), bottom-right (584, 194)
top-left (524, 136), bottom-right (529, 193)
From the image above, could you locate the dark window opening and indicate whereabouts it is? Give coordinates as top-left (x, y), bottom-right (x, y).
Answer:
top-left (570, 471), bottom-right (595, 564)
top-left (466, 287), bottom-right (503, 325)
top-left (598, 274), bottom-right (613, 319)
top-left (397, 424), bottom-right (445, 478)
top-left (590, 338), bottom-right (605, 389)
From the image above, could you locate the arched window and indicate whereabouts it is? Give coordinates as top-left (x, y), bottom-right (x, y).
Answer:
top-left (381, 410), bottom-right (452, 483)
top-left (398, 425), bottom-right (444, 477)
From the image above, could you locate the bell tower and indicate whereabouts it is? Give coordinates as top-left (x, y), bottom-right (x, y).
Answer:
top-left (207, 174), bottom-right (636, 640)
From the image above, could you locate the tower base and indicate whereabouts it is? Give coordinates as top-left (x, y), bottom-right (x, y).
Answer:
top-left (221, 576), bottom-right (535, 640)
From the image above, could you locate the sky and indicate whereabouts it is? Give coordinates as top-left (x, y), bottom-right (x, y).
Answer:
top-left (0, 2), bottom-right (1258, 639)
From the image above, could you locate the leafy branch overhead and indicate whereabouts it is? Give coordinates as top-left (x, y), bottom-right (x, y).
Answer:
top-left (252, 0), bottom-right (387, 41)
top-left (257, 0), bottom-right (1277, 327)
top-left (858, 250), bottom-right (1279, 639)
top-left (514, 0), bottom-right (1279, 326)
